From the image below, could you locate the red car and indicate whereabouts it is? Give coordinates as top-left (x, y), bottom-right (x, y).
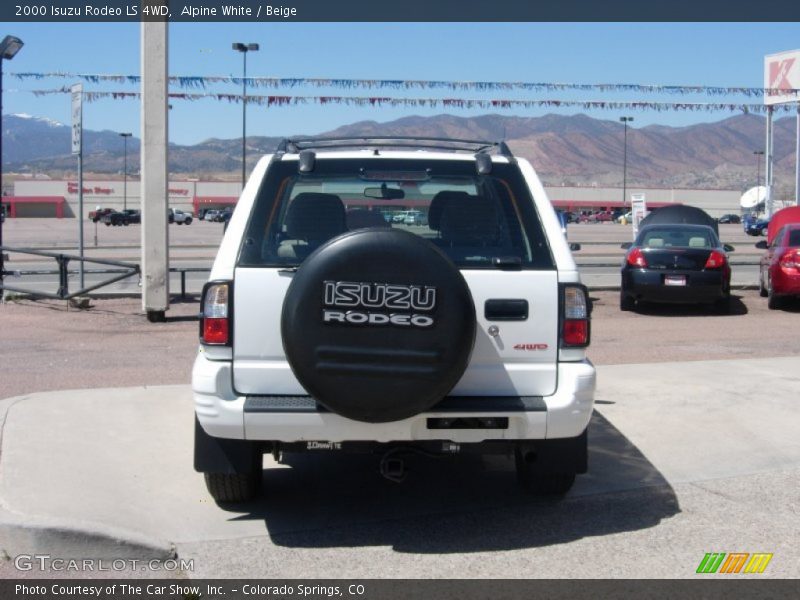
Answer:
top-left (579, 210), bottom-right (614, 223)
top-left (758, 222), bottom-right (800, 309)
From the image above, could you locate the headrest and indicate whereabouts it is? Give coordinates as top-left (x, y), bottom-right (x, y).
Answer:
top-left (284, 193), bottom-right (346, 241)
top-left (428, 191), bottom-right (472, 231)
top-left (688, 237), bottom-right (707, 248)
top-left (440, 195), bottom-right (499, 245)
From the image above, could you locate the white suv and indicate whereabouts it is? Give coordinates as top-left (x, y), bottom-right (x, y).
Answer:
top-left (193, 137), bottom-right (596, 502)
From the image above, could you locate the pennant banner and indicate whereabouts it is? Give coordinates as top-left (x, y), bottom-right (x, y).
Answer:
top-left (27, 88), bottom-right (794, 113)
top-left (12, 71), bottom-right (800, 97)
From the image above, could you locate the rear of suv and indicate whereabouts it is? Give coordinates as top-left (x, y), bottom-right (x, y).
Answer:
top-left (193, 137), bottom-right (596, 502)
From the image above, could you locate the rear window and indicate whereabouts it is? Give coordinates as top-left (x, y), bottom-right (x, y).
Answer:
top-left (237, 158), bottom-right (554, 269)
top-left (638, 226), bottom-right (718, 249)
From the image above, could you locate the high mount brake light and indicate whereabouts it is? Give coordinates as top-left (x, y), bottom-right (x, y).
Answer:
top-left (201, 283), bottom-right (231, 345)
top-left (627, 247), bottom-right (648, 268)
top-left (561, 286), bottom-right (590, 347)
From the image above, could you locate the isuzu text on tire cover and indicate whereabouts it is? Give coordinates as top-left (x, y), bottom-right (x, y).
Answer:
top-left (192, 137), bottom-right (596, 503)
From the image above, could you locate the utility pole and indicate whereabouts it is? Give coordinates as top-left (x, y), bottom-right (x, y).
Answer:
top-left (232, 42), bottom-right (259, 191)
top-left (120, 132), bottom-right (132, 211)
top-left (620, 116), bottom-right (634, 206)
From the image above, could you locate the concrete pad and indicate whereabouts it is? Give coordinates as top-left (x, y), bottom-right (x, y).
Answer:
top-left (1, 357), bottom-right (799, 575)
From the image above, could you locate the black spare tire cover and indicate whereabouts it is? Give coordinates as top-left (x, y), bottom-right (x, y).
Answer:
top-left (281, 229), bottom-right (476, 423)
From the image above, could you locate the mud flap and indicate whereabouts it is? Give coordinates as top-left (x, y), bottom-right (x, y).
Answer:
top-left (193, 415), bottom-right (263, 474)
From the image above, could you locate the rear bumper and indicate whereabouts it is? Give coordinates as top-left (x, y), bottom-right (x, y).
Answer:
top-left (192, 353), bottom-right (596, 443)
top-left (622, 269), bottom-right (726, 303)
top-left (771, 267), bottom-right (800, 296)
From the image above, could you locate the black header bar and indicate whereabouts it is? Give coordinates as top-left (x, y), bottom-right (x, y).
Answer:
top-left (3, 0), bottom-right (800, 22)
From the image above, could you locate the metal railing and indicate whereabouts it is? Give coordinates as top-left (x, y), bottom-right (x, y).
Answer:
top-left (1, 246), bottom-right (139, 300)
top-left (1, 247), bottom-right (213, 300)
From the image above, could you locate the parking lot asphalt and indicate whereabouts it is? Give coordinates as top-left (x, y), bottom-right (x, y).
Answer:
top-left (1, 220), bottom-right (769, 296)
top-left (1, 356), bottom-right (798, 578)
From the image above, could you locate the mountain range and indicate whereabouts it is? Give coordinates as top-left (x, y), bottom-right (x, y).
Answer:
top-left (2, 112), bottom-right (798, 193)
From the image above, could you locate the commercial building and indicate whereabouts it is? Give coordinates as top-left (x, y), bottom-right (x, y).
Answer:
top-left (4, 178), bottom-right (747, 219)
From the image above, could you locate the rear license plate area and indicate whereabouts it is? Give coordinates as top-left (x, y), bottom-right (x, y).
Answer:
top-left (664, 275), bottom-right (687, 286)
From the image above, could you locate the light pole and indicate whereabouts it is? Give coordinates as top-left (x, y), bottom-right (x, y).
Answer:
top-left (754, 150), bottom-right (764, 192)
top-left (232, 42), bottom-right (259, 190)
top-left (620, 116), bottom-right (634, 207)
top-left (119, 132), bottom-right (132, 211)
top-left (0, 35), bottom-right (24, 291)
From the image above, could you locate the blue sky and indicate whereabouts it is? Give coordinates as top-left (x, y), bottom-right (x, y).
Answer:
top-left (2, 22), bottom-right (800, 145)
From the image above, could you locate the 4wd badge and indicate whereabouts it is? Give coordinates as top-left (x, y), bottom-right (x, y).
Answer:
top-left (322, 280), bottom-right (436, 328)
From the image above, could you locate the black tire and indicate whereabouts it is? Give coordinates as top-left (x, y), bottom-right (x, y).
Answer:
top-left (185, 217), bottom-right (192, 225)
top-left (105, 222), bottom-right (111, 227)
top-left (619, 290), bottom-right (635, 312)
top-left (204, 472), bottom-right (260, 503)
top-left (759, 270), bottom-right (768, 297)
top-left (123, 221), bottom-right (129, 226)
top-left (514, 449), bottom-right (576, 496)
top-left (767, 277), bottom-right (783, 310)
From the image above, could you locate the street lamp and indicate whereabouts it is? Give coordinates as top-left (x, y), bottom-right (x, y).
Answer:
top-left (620, 116), bottom-right (634, 206)
top-left (232, 42), bottom-right (259, 190)
top-left (753, 150), bottom-right (765, 192)
top-left (0, 35), bottom-right (24, 290)
top-left (119, 132), bottom-right (132, 211)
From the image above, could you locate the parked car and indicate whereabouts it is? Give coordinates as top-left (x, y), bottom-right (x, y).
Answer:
top-left (403, 210), bottom-right (428, 226)
top-left (204, 210), bottom-right (221, 222)
top-left (743, 214), bottom-right (769, 236)
top-left (193, 136), bottom-right (594, 502)
top-left (101, 209), bottom-right (140, 226)
top-left (88, 208), bottom-right (115, 223)
top-left (718, 213), bottom-right (741, 224)
top-left (620, 223), bottom-right (733, 313)
top-left (616, 211), bottom-right (633, 224)
top-left (580, 210), bottom-right (614, 223)
top-left (757, 223), bottom-right (800, 309)
top-left (168, 208), bottom-right (193, 225)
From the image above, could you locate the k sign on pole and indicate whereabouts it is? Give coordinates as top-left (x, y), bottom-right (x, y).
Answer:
top-left (71, 83), bottom-right (85, 289)
top-left (764, 50), bottom-right (800, 212)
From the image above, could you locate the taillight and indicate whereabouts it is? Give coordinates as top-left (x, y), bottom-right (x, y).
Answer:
top-left (201, 282), bottom-right (231, 345)
top-left (561, 285), bottom-right (590, 347)
top-left (779, 249), bottom-right (800, 271)
top-left (704, 250), bottom-right (727, 269)
top-left (626, 247), bottom-right (648, 268)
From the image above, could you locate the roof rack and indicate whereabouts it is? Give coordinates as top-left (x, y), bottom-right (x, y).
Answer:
top-left (276, 136), bottom-right (514, 157)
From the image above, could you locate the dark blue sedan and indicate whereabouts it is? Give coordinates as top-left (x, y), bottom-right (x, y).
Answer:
top-left (620, 224), bottom-right (733, 313)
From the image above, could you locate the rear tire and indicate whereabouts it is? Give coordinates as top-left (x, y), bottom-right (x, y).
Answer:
top-left (514, 449), bottom-right (576, 496)
top-left (620, 291), bottom-right (635, 312)
top-left (767, 278), bottom-right (783, 310)
top-left (759, 271), bottom-right (768, 297)
top-left (204, 472), bottom-right (261, 503)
